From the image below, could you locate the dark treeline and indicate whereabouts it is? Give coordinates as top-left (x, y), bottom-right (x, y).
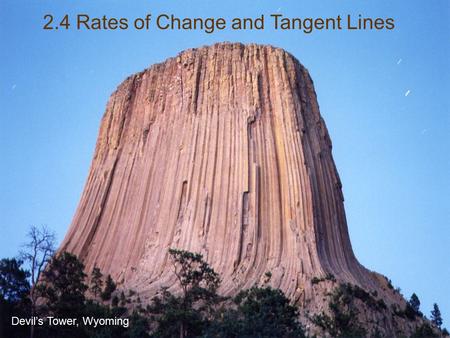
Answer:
top-left (0, 226), bottom-right (448, 338)
top-left (0, 248), bottom-right (305, 338)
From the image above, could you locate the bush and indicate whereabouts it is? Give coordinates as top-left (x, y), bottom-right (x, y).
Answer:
top-left (208, 286), bottom-right (306, 338)
top-left (312, 284), bottom-right (370, 338)
top-left (311, 273), bottom-right (336, 285)
top-left (411, 323), bottom-right (438, 338)
top-left (311, 277), bottom-right (321, 284)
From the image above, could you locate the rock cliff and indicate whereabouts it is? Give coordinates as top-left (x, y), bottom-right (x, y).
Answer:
top-left (60, 42), bottom-right (427, 336)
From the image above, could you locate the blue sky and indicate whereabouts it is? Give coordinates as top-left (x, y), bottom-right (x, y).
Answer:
top-left (1, 0), bottom-right (449, 325)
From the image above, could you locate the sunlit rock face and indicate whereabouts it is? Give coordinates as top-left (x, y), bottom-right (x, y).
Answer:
top-left (61, 42), bottom-right (419, 335)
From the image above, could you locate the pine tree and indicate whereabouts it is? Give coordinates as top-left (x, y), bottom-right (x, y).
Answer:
top-left (409, 293), bottom-right (420, 313)
top-left (0, 258), bottom-right (30, 302)
top-left (431, 303), bottom-right (443, 328)
top-left (38, 252), bottom-right (88, 318)
top-left (0, 258), bottom-right (31, 338)
top-left (101, 274), bottom-right (116, 301)
top-left (90, 266), bottom-right (103, 298)
top-left (36, 252), bottom-right (88, 338)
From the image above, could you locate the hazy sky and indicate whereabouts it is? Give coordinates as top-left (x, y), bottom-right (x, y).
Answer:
top-left (1, 0), bottom-right (449, 325)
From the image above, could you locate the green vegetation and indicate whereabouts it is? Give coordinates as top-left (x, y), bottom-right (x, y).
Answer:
top-left (90, 266), bottom-right (103, 298)
top-left (409, 293), bottom-right (420, 313)
top-left (411, 322), bottom-right (439, 338)
top-left (431, 303), bottom-right (443, 328)
top-left (385, 277), bottom-right (394, 290)
top-left (38, 252), bottom-right (89, 321)
top-left (1, 226), bottom-right (447, 338)
top-left (19, 225), bottom-right (56, 338)
top-left (403, 293), bottom-right (423, 320)
top-left (0, 258), bottom-right (31, 338)
top-left (392, 296), bottom-right (423, 322)
top-left (0, 258), bottom-right (30, 303)
top-left (40, 252), bottom-right (147, 338)
top-left (148, 249), bottom-right (222, 337)
top-left (0, 251), bottom-right (147, 338)
top-left (341, 283), bottom-right (387, 311)
top-left (148, 248), bottom-right (305, 338)
top-left (101, 274), bottom-right (117, 301)
top-left (312, 283), bottom-right (367, 338)
top-left (311, 272), bottom-right (336, 285)
top-left (220, 286), bottom-right (306, 337)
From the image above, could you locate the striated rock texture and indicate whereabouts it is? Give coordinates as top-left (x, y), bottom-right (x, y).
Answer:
top-left (61, 43), bottom-right (421, 335)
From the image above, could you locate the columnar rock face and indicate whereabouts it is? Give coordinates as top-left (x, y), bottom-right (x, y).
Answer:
top-left (61, 43), bottom-right (407, 329)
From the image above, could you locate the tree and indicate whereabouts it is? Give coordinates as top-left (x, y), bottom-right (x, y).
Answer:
top-left (149, 249), bottom-right (306, 338)
top-left (409, 293), bottom-right (420, 313)
top-left (411, 323), bottom-right (438, 338)
top-left (101, 274), bottom-right (116, 301)
top-left (37, 252), bottom-right (149, 338)
top-left (37, 252), bottom-right (88, 337)
top-left (222, 286), bottom-right (305, 337)
top-left (168, 248), bottom-right (221, 304)
top-left (90, 266), bottom-right (103, 298)
top-left (0, 258), bottom-right (30, 302)
top-left (150, 287), bottom-right (206, 337)
top-left (0, 258), bottom-right (31, 338)
top-left (38, 252), bottom-right (88, 317)
top-left (84, 305), bottom-right (150, 338)
top-left (404, 292), bottom-right (422, 319)
top-left (149, 248), bottom-right (221, 338)
top-left (19, 225), bottom-right (55, 338)
top-left (2, 245), bottom-right (148, 338)
top-left (127, 311), bottom-right (151, 338)
top-left (431, 303), bottom-right (443, 328)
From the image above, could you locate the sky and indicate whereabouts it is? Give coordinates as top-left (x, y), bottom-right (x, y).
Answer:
top-left (1, 0), bottom-right (449, 325)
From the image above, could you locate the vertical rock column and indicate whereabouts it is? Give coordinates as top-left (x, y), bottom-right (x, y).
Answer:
top-left (60, 42), bottom-right (378, 306)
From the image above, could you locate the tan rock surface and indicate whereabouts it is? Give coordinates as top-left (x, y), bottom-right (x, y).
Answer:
top-left (60, 42), bottom-right (423, 335)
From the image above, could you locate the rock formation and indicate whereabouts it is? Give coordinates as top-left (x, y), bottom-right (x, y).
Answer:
top-left (60, 43), bottom-right (427, 335)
